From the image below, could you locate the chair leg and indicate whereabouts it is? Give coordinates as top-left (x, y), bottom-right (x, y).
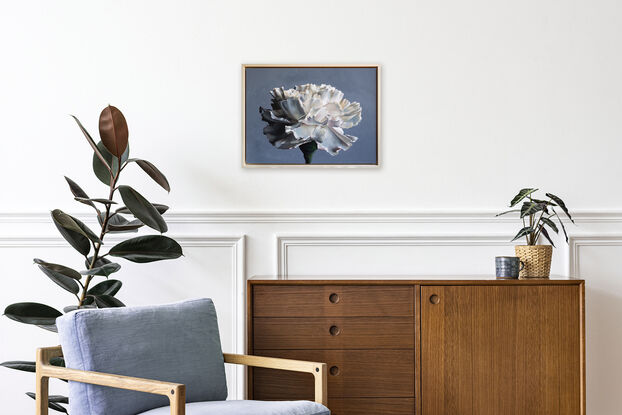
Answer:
top-left (35, 373), bottom-right (49, 415)
top-left (169, 385), bottom-right (185, 415)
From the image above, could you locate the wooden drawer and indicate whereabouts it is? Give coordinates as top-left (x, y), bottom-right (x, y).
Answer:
top-left (252, 349), bottom-right (414, 398)
top-left (252, 285), bottom-right (414, 317)
top-left (253, 317), bottom-right (414, 349)
top-left (329, 398), bottom-right (415, 415)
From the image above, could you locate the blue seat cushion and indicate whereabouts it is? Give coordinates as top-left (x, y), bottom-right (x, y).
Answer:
top-left (138, 400), bottom-right (330, 415)
top-left (56, 298), bottom-right (228, 415)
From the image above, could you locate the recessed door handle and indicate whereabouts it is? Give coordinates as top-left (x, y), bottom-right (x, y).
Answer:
top-left (329, 325), bottom-right (340, 336)
top-left (430, 294), bottom-right (440, 304)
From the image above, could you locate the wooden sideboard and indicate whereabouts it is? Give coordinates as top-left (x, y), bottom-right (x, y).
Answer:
top-left (247, 277), bottom-right (585, 415)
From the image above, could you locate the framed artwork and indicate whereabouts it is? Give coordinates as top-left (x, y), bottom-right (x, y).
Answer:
top-left (243, 64), bottom-right (379, 167)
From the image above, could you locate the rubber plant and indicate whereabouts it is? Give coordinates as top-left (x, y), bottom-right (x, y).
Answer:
top-left (497, 188), bottom-right (575, 246)
top-left (1, 105), bottom-right (183, 413)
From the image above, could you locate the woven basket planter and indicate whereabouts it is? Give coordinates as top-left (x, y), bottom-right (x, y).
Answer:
top-left (514, 245), bottom-right (552, 278)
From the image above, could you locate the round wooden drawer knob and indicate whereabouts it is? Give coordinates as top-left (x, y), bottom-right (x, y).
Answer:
top-left (329, 293), bottom-right (340, 304)
top-left (329, 366), bottom-right (340, 376)
top-left (329, 325), bottom-right (341, 336)
top-left (430, 294), bottom-right (440, 304)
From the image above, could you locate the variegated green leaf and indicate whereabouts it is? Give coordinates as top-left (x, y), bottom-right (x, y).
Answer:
top-left (511, 226), bottom-right (534, 242)
top-left (510, 188), bottom-right (538, 207)
top-left (545, 193), bottom-right (574, 223)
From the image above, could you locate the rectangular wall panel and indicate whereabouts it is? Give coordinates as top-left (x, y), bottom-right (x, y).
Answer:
top-left (571, 238), bottom-right (622, 415)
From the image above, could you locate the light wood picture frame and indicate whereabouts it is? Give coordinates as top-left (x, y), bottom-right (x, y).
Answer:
top-left (243, 64), bottom-right (380, 167)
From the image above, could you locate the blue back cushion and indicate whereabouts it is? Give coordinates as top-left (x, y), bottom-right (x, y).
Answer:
top-left (56, 298), bottom-right (228, 415)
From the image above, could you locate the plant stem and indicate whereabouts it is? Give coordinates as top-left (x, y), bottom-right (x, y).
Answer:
top-left (527, 196), bottom-right (533, 245)
top-left (78, 174), bottom-right (118, 306)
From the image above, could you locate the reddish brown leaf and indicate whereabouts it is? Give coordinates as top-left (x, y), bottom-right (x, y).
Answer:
top-left (98, 106), bottom-right (129, 158)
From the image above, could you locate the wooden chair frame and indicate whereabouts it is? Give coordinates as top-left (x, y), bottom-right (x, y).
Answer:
top-left (35, 346), bottom-right (327, 415)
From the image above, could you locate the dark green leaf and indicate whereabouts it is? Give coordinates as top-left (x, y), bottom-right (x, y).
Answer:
top-left (26, 393), bottom-right (68, 413)
top-left (116, 204), bottom-right (169, 215)
top-left (33, 259), bottom-right (81, 280)
top-left (74, 197), bottom-right (116, 205)
top-left (87, 280), bottom-right (122, 296)
top-left (532, 198), bottom-right (557, 206)
top-left (37, 265), bottom-right (80, 295)
top-left (93, 141), bottom-right (115, 185)
top-left (99, 105), bottom-right (129, 158)
top-left (51, 209), bottom-right (100, 245)
top-left (520, 201), bottom-right (546, 218)
top-left (540, 217), bottom-right (559, 233)
top-left (94, 295), bottom-right (125, 308)
top-left (118, 185), bottom-right (167, 233)
top-left (133, 159), bottom-right (170, 192)
top-left (511, 226), bottom-right (534, 242)
top-left (50, 357), bottom-right (65, 367)
top-left (99, 212), bottom-right (127, 227)
top-left (108, 220), bottom-right (143, 232)
top-left (71, 115), bottom-right (112, 176)
top-left (495, 209), bottom-right (520, 217)
top-left (552, 208), bottom-right (569, 243)
top-left (545, 193), bottom-right (574, 223)
top-left (93, 141), bottom-right (129, 185)
top-left (510, 188), bottom-right (538, 207)
top-left (71, 215), bottom-right (101, 245)
top-left (85, 256), bottom-right (111, 269)
top-left (64, 176), bottom-right (96, 210)
top-left (109, 235), bottom-right (183, 263)
top-left (1, 361), bottom-right (35, 373)
top-left (26, 392), bottom-right (68, 404)
top-left (51, 210), bottom-right (91, 255)
top-left (101, 213), bottom-right (143, 233)
top-left (37, 323), bottom-right (58, 333)
top-left (539, 226), bottom-right (556, 247)
top-left (80, 263), bottom-right (121, 277)
top-left (4, 303), bottom-right (62, 326)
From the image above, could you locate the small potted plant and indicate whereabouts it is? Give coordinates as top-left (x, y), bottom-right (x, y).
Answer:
top-left (497, 188), bottom-right (574, 278)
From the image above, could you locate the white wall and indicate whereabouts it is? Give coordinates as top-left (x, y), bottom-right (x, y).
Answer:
top-left (1, 0), bottom-right (621, 413)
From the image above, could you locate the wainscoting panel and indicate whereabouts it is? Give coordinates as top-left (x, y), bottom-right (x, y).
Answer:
top-left (570, 236), bottom-right (622, 415)
top-left (277, 235), bottom-right (514, 278)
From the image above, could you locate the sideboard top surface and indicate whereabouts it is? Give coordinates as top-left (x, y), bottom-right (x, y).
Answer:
top-left (249, 275), bottom-right (584, 285)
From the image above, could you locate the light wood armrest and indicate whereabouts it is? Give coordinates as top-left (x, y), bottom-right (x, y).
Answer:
top-left (223, 353), bottom-right (327, 406)
top-left (35, 346), bottom-right (185, 415)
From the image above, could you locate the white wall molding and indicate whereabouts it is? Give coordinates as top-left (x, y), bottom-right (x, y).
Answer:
top-left (569, 235), bottom-right (622, 277)
top-left (215, 235), bottom-right (246, 400)
top-left (276, 234), bottom-right (513, 278)
top-left (1, 210), bottom-right (620, 225)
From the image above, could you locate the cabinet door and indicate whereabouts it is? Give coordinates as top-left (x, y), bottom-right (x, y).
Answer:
top-left (421, 285), bottom-right (582, 415)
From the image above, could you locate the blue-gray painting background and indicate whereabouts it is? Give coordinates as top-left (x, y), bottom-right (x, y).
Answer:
top-left (245, 67), bottom-right (378, 165)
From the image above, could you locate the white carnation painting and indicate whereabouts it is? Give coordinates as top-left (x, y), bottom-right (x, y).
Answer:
top-left (244, 65), bottom-right (379, 166)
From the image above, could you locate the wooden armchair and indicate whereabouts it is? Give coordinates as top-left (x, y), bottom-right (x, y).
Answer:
top-left (36, 346), bottom-right (327, 415)
top-left (44, 299), bottom-right (330, 415)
